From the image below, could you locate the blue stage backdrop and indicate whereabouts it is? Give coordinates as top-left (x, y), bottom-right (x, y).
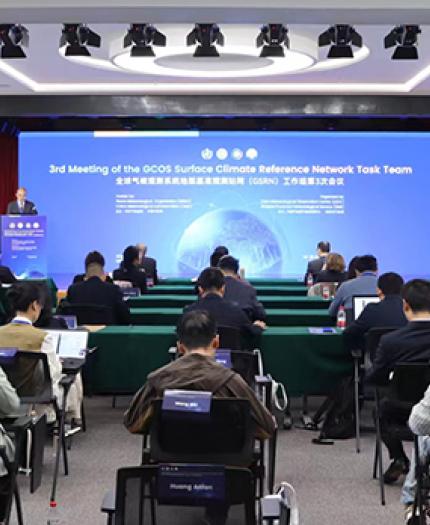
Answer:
top-left (19, 130), bottom-right (429, 287)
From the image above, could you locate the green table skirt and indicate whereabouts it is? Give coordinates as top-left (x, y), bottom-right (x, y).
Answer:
top-left (162, 278), bottom-right (305, 287)
top-left (129, 307), bottom-right (334, 327)
top-left (127, 295), bottom-right (330, 310)
top-left (148, 284), bottom-right (308, 296)
top-left (86, 326), bottom-right (351, 397)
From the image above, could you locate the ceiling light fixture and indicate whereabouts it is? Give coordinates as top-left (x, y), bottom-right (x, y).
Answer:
top-left (124, 24), bottom-right (166, 57)
top-left (318, 24), bottom-right (362, 58)
top-left (60, 23), bottom-right (101, 57)
top-left (384, 25), bottom-right (421, 60)
top-left (186, 23), bottom-right (224, 57)
top-left (256, 24), bottom-right (289, 58)
top-left (0, 24), bottom-right (28, 59)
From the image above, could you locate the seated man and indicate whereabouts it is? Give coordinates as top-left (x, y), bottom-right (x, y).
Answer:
top-left (218, 255), bottom-right (266, 322)
top-left (124, 310), bottom-right (275, 438)
top-left (66, 253), bottom-right (130, 325)
top-left (113, 246), bottom-right (147, 294)
top-left (136, 243), bottom-right (158, 285)
top-left (210, 246), bottom-right (229, 268)
top-left (183, 267), bottom-right (266, 341)
top-left (72, 251), bottom-right (113, 284)
top-left (328, 254), bottom-right (378, 319)
top-left (343, 272), bottom-right (407, 353)
top-left (304, 241), bottom-right (330, 284)
top-left (0, 264), bottom-right (17, 285)
top-left (366, 279), bottom-right (430, 484)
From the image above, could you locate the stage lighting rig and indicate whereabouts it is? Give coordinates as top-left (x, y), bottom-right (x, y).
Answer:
top-left (256, 24), bottom-right (289, 57)
top-left (318, 24), bottom-right (362, 58)
top-left (124, 24), bottom-right (166, 57)
top-left (60, 24), bottom-right (101, 57)
top-left (384, 25), bottom-right (421, 59)
top-left (186, 23), bottom-right (224, 57)
top-left (0, 24), bottom-right (28, 59)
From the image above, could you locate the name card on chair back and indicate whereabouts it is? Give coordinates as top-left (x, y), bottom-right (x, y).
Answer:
top-left (0, 348), bottom-right (18, 363)
top-left (215, 349), bottom-right (232, 369)
top-left (162, 390), bottom-right (212, 414)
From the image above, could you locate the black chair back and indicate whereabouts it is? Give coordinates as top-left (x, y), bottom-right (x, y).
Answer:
top-left (149, 398), bottom-right (254, 467)
top-left (365, 326), bottom-right (398, 361)
top-left (218, 326), bottom-right (242, 351)
top-left (218, 350), bottom-right (260, 388)
top-left (389, 362), bottom-right (430, 405)
top-left (58, 302), bottom-right (114, 325)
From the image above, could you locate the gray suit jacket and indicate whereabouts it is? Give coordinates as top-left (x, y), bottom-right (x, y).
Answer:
top-left (6, 200), bottom-right (37, 215)
top-left (223, 276), bottom-right (266, 321)
top-left (304, 256), bottom-right (326, 284)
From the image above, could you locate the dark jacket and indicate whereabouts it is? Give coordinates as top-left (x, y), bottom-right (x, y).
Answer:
top-left (366, 321), bottom-right (430, 385)
top-left (316, 270), bottom-right (347, 284)
top-left (72, 273), bottom-right (113, 284)
top-left (6, 200), bottom-right (37, 215)
top-left (0, 266), bottom-right (17, 284)
top-left (184, 293), bottom-right (263, 339)
top-left (223, 276), bottom-right (266, 322)
top-left (124, 352), bottom-right (275, 439)
top-left (139, 256), bottom-right (158, 285)
top-left (66, 276), bottom-right (131, 325)
top-left (304, 256), bottom-right (326, 284)
top-left (113, 266), bottom-right (147, 294)
top-left (343, 295), bottom-right (407, 352)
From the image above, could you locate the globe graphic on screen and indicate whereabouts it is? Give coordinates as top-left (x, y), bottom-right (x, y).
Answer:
top-left (176, 209), bottom-right (282, 276)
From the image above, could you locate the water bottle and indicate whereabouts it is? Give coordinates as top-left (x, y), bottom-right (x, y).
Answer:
top-left (337, 305), bottom-right (346, 330)
top-left (322, 285), bottom-right (330, 300)
top-left (239, 267), bottom-right (246, 279)
top-left (47, 501), bottom-right (61, 524)
top-left (306, 273), bottom-right (314, 288)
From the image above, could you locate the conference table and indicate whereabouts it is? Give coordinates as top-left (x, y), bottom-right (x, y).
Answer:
top-left (86, 326), bottom-right (352, 398)
top-left (161, 278), bottom-right (305, 287)
top-left (127, 295), bottom-right (330, 310)
top-left (148, 284), bottom-right (308, 296)
top-left (130, 307), bottom-right (334, 327)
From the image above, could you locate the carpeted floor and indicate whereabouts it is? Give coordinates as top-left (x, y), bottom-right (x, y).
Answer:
top-left (11, 396), bottom-right (409, 525)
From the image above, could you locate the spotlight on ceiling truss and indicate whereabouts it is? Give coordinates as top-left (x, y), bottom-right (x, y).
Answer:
top-left (0, 24), bottom-right (28, 59)
top-left (384, 25), bottom-right (421, 59)
top-left (256, 24), bottom-right (289, 57)
top-left (318, 24), bottom-right (362, 58)
top-left (124, 24), bottom-right (166, 57)
top-left (60, 23), bottom-right (101, 57)
top-left (186, 23), bottom-right (224, 57)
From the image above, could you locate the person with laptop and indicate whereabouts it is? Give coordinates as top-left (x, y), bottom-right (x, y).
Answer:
top-left (366, 279), bottom-right (430, 484)
top-left (328, 255), bottom-right (378, 320)
top-left (343, 272), bottom-right (407, 353)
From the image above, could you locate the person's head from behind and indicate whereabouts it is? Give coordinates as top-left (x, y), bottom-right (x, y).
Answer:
top-left (7, 282), bottom-right (43, 323)
top-left (210, 246), bottom-right (229, 267)
top-left (377, 272), bottom-right (404, 300)
top-left (123, 245), bottom-right (140, 270)
top-left (176, 310), bottom-right (219, 356)
top-left (355, 255), bottom-right (378, 276)
top-left (197, 267), bottom-right (225, 297)
top-left (326, 253), bottom-right (345, 273)
top-left (402, 279), bottom-right (430, 320)
top-left (218, 255), bottom-right (239, 277)
top-left (317, 241), bottom-right (330, 257)
top-left (136, 243), bottom-right (147, 260)
top-left (84, 251), bottom-right (105, 279)
top-left (15, 187), bottom-right (27, 203)
top-left (347, 256), bottom-right (360, 280)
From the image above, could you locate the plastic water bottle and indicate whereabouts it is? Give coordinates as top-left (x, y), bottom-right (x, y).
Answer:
top-left (337, 305), bottom-right (346, 330)
top-left (306, 273), bottom-right (314, 288)
top-left (47, 501), bottom-right (61, 524)
top-left (322, 285), bottom-right (330, 300)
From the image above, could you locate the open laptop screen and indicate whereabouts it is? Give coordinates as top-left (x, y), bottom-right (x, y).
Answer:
top-left (352, 295), bottom-right (380, 320)
top-left (46, 330), bottom-right (88, 358)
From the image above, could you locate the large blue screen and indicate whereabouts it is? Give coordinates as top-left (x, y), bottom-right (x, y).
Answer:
top-left (19, 130), bottom-right (428, 286)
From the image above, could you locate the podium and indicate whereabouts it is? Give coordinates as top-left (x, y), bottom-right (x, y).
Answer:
top-left (0, 215), bottom-right (47, 279)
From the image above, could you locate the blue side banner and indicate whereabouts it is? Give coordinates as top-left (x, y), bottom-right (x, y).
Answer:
top-left (162, 390), bottom-right (212, 414)
top-left (0, 215), bottom-right (47, 278)
top-left (157, 464), bottom-right (225, 504)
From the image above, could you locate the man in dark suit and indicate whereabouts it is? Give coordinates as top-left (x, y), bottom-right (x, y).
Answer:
top-left (0, 265), bottom-right (17, 284)
top-left (304, 241), bottom-right (330, 284)
top-left (72, 251), bottom-right (113, 284)
top-left (136, 243), bottom-right (158, 285)
top-left (343, 272), bottom-right (407, 353)
top-left (183, 267), bottom-right (266, 341)
top-left (66, 252), bottom-right (130, 325)
top-left (113, 246), bottom-right (147, 294)
top-left (6, 188), bottom-right (37, 215)
top-left (218, 255), bottom-right (266, 322)
top-left (366, 279), bottom-right (430, 484)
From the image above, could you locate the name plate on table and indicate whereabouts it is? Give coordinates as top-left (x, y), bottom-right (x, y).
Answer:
top-left (308, 327), bottom-right (337, 335)
top-left (215, 349), bottom-right (232, 369)
top-left (162, 390), bottom-right (212, 414)
top-left (0, 348), bottom-right (18, 362)
top-left (157, 464), bottom-right (225, 504)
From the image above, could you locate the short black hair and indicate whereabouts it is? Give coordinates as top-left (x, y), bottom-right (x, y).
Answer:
top-left (84, 251), bottom-right (105, 269)
top-left (197, 267), bottom-right (225, 291)
top-left (123, 245), bottom-right (139, 270)
top-left (317, 241), bottom-right (331, 253)
top-left (355, 255), bottom-right (378, 273)
top-left (210, 246), bottom-right (229, 267)
top-left (177, 310), bottom-right (217, 350)
top-left (218, 255), bottom-right (239, 274)
top-left (347, 256), bottom-right (360, 280)
top-left (7, 282), bottom-right (43, 313)
top-left (403, 279), bottom-right (430, 313)
top-left (377, 272), bottom-right (404, 296)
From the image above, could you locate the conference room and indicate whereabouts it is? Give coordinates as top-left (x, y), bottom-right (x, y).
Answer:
top-left (1, 1), bottom-right (430, 524)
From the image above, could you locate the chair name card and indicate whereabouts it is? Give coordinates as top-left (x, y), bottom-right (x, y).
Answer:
top-left (308, 327), bottom-right (337, 335)
top-left (162, 390), bottom-right (212, 414)
top-left (0, 348), bottom-right (18, 361)
top-left (215, 349), bottom-right (232, 369)
top-left (157, 464), bottom-right (225, 504)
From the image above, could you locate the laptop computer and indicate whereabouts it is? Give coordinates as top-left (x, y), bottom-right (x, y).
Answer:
top-left (352, 295), bottom-right (380, 321)
top-left (53, 315), bottom-right (78, 329)
top-left (45, 329), bottom-right (89, 360)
